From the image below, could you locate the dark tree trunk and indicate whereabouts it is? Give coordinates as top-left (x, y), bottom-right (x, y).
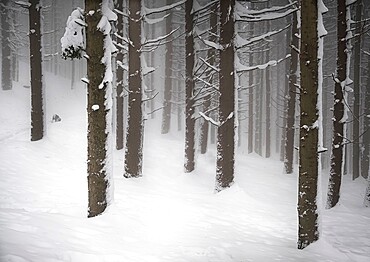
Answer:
top-left (216, 0), bottom-right (235, 192)
top-left (280, 22), bottom-right (292, 162)
top-left (115, 0), bottom-right (124, 150)
top-left (85, 0), bottom-right (111, 217)
top-left (200, 3), bottom-right (217, 155)
top-left (298, 0), bottom-right (320, 249)
top-left (184, 0), bottom-right (195, 172)
top-left (248, 21), bottom-right (254, 154)
top-left (265, 19), bottom-right (271, 158)
top-left (52, 0), bottom-right (58, 75)
top-left (365, 177), bottom-right (370, 207)
top-left (125, 0), bottom-right (143, 178)
top-left (1, 0), bottom-right (12, 90)
top-left (11, 8), bottom-right (19, 82)
top-left (256, 66), bottom-right (264, 156)
top-left (353, 0), bottom-right (362, 180)
top-left (284, 7), bottom-right (299, 174)
top-left (29, 0), bottom-right (44, 141)
top-left (326, 0), bottom-right (348, 209)
top-left (161, 0), bottom-right (173, 134)
top-left (361, 55), bottom-right (370, 179)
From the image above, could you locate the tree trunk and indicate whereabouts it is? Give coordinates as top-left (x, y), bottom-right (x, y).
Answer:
top-left (326, 0), bottom-right (348, 209)
top-left (215, 0), bottom-right (235, 192)
top-left (1, 0), bottom-right (12, 90)
top-left (125, 0), bottom-right (143, 178)
top-left (85, 0), bottom-right (112, 217)
top-left (361, 55), bottom-right (370, 179)
top-left (184, 0), bottom-right (195, 172)
top-left (280, 25), bottom-right (291, 161)
top-left (353, 0), bottom-right (362, 180)
top-left (29, 0), bottom-right (44, 141)
top-left (11, 6), bottom-right (19, 83)
top-left (115, 0), bottom-right (124, 150)
top-left (248, 21), bottom-right (254, 154)
top-left (161, 0), bottom-right (173, 134)
top-left (298, 0), bottom-right (320, 249)
top-left (265, 19), bottom-right (271, 158)
top-left (284, 7), bottom-right (299, 174)
top-left (365, 176), bottom-right (370, 207)
top-left (199, 3), bottom-right (217, 155)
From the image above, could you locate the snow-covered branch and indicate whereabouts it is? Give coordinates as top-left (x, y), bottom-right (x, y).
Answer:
top-left (237, 1), bottom-right (297, 16)
top-left (142, 27), bottom-right (180, 47)
top-left (236, 24), bottom-right (291, 49)
top-left (236, 8), bottom-right (297, 23)
top-left (236, 54), bottom-right (291, 73)
top-left (61, 8), bottom-right (85, 60)
top-left (143, 0), bottom-right (186, 16)
top-left (192, 0), bottom-right (218, 15)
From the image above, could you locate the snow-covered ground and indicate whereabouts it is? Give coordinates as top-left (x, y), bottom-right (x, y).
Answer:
top-left (1, 73), bottom-right (370, 262)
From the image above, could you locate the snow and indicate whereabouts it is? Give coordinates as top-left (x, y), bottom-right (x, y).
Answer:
top-left (1, 69), bottom-right (370, 261)
top-left (143, 0), bottom-right (186, 16)
top-left (98, 0), bottom-right (118, 90)
top-left (60, 8), bottom-right (85, 58)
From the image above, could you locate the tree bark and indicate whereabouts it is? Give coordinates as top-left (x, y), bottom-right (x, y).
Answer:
top-left (125, 0), bottom-right (143, 178)
top-left (280, 23), bottom-right (291, 162)
top-left (353, 0), bottom-right (362, 180)
top-left (115, 0), bottom-right (124, 150)
top-left (29, 0), bottom-right (44, 141)
top-left (326, 0), bottom-right (348, 209)
top-left (85, 0), bottom-right (111, 217)
top-left (161, 0), bottom-right (173, 134)
top-left (298, 0), bottom-right (320, 249)
top-left (361, 55), bottom-right (370, 179)
top-left (1, 0), bottom-right (12, 90)
top-left (248, 21), bottom-right (254, 154)
top-left (265, 19), bottom-right (271, 158)
top-left (199, 3), bottom-right (217, 155)
top-left (215, 0), bottom-right (235, 192)
top-left (184, 0), bottom-right (195, 172)
top-left (284, 7), bottom-right (299, 174)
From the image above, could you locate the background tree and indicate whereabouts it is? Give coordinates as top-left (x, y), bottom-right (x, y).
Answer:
top-left (115, 0), bottom-right (125, 150)
top-left (284, 2), bottom-right (299, 174)
top-left (1, 0), bottom-right (12, 91)
top-left (352, 0), bottom-right (362, 180)
top-left (199, 2), bottom-right (218, 155)
top-left (124, 0), bottom-right (144, 178)
top-left (362, 52), bottom-right (370, 180)
top-left (184, 0), bottom-right (195, 173)
top-left (326, 0), bottom-right (350, 209)
top-left (161, 0), bottom-right (173, 135)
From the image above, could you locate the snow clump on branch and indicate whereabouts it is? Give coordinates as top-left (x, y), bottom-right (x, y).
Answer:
top-left (61, 8), bottom-right (85, 60)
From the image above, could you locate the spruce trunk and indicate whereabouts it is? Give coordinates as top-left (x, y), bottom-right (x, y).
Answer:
top-left (29, 0), bottom-right (44, 141)
top-left (161, 0), bottom-right (173, 134)
top-left (85, 0), bottom-right (110, 217)
top-left (124, 0), bottom-right (143, 178)
top-left (326, 0), bottom-right (348, 209)
top-left (115, 0), bottom-right (124, 150)
top-left (284, 8), bottom-right (299, 174)
top-left (184, 0), bottom-right (195, 172)
top-left (216, 0), bottom-right (235, 192)
top-left (298, 0), bottom-right (320, 249)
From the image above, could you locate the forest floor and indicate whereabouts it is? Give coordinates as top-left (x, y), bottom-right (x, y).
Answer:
top-left (1, 73), bottom-right (370, 262)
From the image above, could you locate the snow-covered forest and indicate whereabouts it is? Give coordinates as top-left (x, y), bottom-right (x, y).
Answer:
top-left (1, 0), bottom-right (370, 261)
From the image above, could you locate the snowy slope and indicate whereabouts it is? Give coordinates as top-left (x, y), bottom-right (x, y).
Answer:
top-left (0, 73), bottom-right (370, 262)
